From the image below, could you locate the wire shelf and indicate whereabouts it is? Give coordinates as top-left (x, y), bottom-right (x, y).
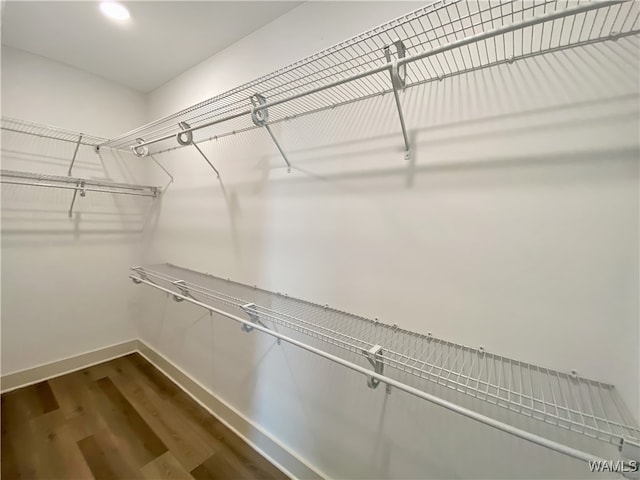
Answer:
top-left (103, 0), bottom-right (640, 156)
top-left (131, 263), bottom-right (640, 451)
top-left (1, 117), bottom-right (106, 147)
top-left (0, 170), bottom-right (160, 197)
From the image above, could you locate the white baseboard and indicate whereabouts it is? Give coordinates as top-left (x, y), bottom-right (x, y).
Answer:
top-left (0, 339), bottom-right (325, 480)
top-left (0, 339), bottom-right (139, 393)
top-left (137, 340), bottom-right (324, 480)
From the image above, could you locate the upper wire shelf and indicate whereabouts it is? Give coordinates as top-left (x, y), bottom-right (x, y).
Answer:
top-left (1, 117), bottom-right (106, 147)
top-left (131, 263), bottom-right (640, 461)
top-left (103, 0), bottom-right (640, 157)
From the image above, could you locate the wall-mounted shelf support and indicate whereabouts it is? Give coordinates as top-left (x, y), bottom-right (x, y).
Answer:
top-left (132, 138), bottom-right (149, 157)
top-left (384, 39), bottom-right (411, 160)
top-left (240, 303), bottom-right (279, 345)
top-left (131, 266), bottom-right (150, 284)
top-left (171, 280), bottom-right (189, 302)
top-left (67, 134), bottom-right (83, 176)
top-left (363, 345), bottom-right (390, 394)
top-left (251, 94), bottom-right (291, 173)
top-left (178, 122), bottom-right (221, 178)
top-left (68, 180), bottom-right (86, 218)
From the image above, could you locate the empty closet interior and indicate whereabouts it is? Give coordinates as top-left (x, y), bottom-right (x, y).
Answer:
top-left (1, 1), bottom-right (639, 479)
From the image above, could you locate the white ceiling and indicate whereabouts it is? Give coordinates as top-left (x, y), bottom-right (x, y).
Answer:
top-left (1, 1), bottom-right (302, 93)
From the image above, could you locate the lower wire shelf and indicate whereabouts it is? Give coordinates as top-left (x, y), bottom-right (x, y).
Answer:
top-left (0, 170), bottom-right (161, 197)
top-left (130, 263), bottom-right (640, 466)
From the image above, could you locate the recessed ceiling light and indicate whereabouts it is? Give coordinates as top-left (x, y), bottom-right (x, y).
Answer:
top-left (99, 2), bottom-right (130, 21)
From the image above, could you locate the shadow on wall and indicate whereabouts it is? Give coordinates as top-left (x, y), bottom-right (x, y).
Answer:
top-left (265, 95), bottom-right (638, 194)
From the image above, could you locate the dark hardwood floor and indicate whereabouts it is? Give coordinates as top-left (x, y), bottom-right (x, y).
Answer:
top-left (1, 353), bottom-right (288, 480)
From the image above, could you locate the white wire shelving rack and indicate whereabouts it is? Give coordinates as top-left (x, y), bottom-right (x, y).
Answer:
top-left (130, 263), bottom-right (640, 469)
top-left (1, 118), bottom-right (162, 217)
top-left (1, 117), bottom-right (106, 148)
top-left (102, 0), bottom-right (640, 167)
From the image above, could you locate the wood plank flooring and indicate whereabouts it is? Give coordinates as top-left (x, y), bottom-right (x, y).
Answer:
top-left (1, 353), bottom-right (288, 480)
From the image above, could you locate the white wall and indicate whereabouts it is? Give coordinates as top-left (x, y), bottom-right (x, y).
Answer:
top-left (1, 46), bottom-right (153, 375)
top-left (1, 1), bottom-right (637, 478)
top-left (1, 46), bottom-right (146, 137)
top-left (136, 2), bottom-right (640, 479)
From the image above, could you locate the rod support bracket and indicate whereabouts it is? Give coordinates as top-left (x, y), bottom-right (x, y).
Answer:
top-left (132, 138), bottom-right (149, 157)
top-left (131, 266), bottom-right (148, 284)
top-left (363, 345), bottom-right (384, 390)
top-left (240, 303), bottom-right (259, 333)
top-left (384, 39), bottom-right (407, 90)
top-left (239, 303), bottom-right (279, 342)
top-left (171, 280), bottom-right (188, 302)
top-left (177, 121), bottom-right (194, 146)
top-left (250, 94), bottom-right (269, 126)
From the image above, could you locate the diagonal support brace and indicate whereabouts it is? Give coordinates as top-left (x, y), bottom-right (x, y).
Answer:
top-left (178, 122), bottom-right (221, 178)
top-left (384, 39), bottom-right (411, 160)
top-left (67, 135), bottom-right (83, 176)
top-left (251, 94), bottom-right (291, 173)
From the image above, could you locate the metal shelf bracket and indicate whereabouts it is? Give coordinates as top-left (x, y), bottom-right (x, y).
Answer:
top-left (131, 266), bottom-right (149, 284)
top-left (239, 302), bottom-right (279, 343)
top-left (171, 280), bottom-right (189, 302)
top-left (240, 302), bottom-right (259, 332)
top-left (178, 122), bottom-right (221, 178)
top-left (384, 39), bottom-right (411, 160)
top-left (363, 345), bottom-right (390, 393)
top-left (251, 94), bottom-right (291, 173)
top-left (132, 138), bottom-right (149, 157)
top-left (67, 134), bottom-right (83, 176)
top-left (68, 180), bottom-right (86, 218)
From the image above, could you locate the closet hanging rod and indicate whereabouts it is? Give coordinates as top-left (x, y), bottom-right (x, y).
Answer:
top-left (130, 274), bottom-right (612, 466)
top-left (0, 170), bottom-right (160, 197)
top-left (126, 0), bottom-right (621, 153)
top-left (1, 170), bottom-right (159, 193)
top-left (0, 180), bottom-right (157, 197)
